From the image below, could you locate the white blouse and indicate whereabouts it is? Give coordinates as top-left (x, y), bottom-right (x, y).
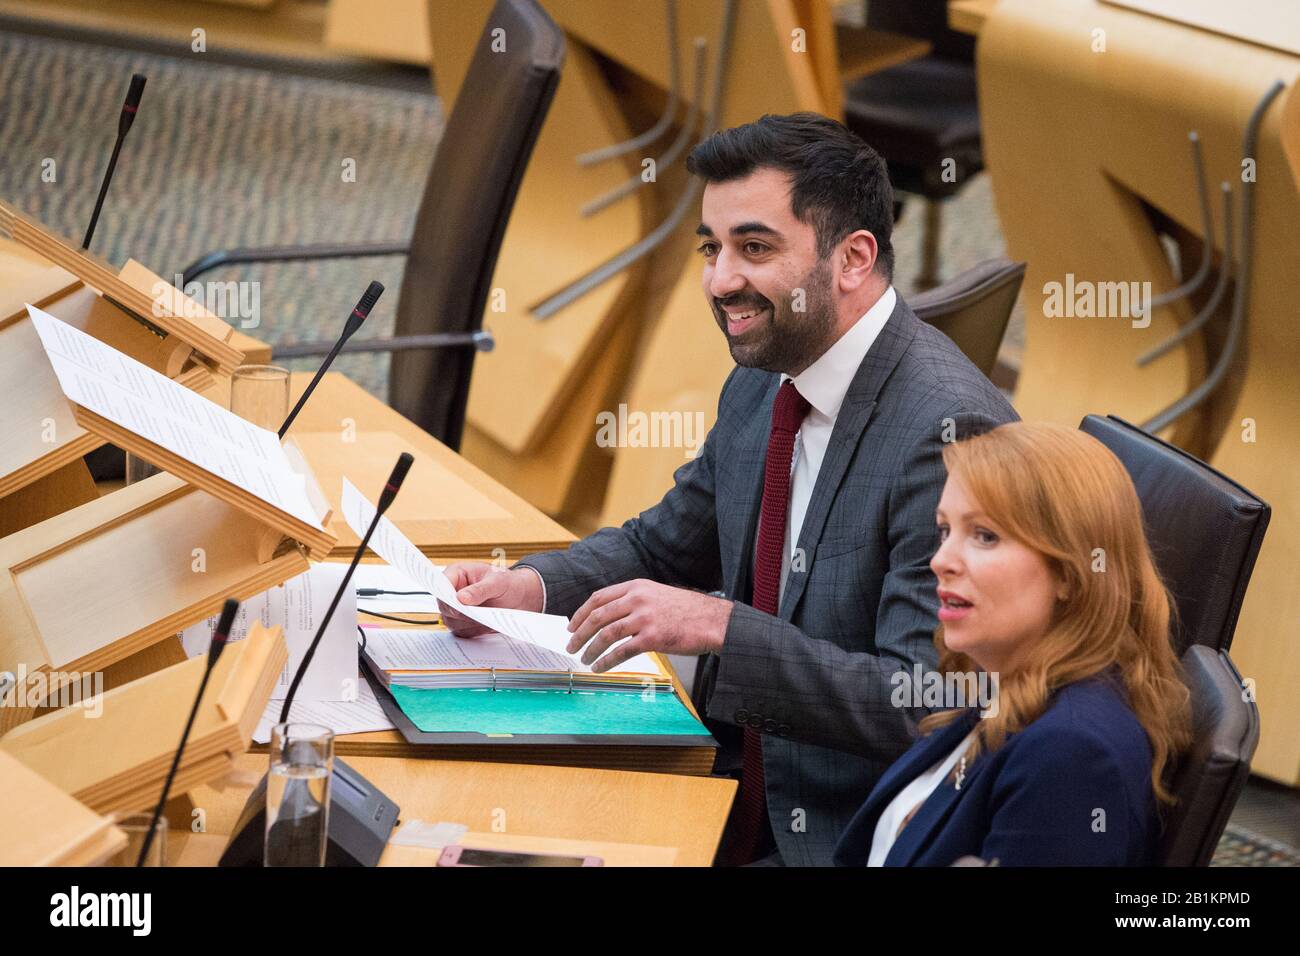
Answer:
top-left (867, 728), bottom-right (979, 867)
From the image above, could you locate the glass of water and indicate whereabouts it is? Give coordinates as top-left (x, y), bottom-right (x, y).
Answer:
top-left (230, 364), bottom-right (291, 432)
top-left (265, 722), bottom-right (334, 867)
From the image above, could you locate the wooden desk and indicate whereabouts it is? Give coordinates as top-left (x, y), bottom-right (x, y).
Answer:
top-left (175, 752), bottom-right (736, 867)
top-left (199, 370), bottom-right (576, 561)
top-left (949, 0), bottom-right (998, 35)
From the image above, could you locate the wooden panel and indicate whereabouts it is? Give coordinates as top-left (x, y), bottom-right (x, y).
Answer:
top-left (979, 0), bottom-right (1300, 781)
top-left (0, 460), bottom-right (98, 539)
top-left (1, 625), bottom-right (286, 815)
top-left (325, 0), bottom-right (432, 64)
top-left (0, 751), bottom-right (125, 866)
top-left (1102, 0), bottom-right (1300, 57)
top-left (0, 474), bottom-right (308, 734)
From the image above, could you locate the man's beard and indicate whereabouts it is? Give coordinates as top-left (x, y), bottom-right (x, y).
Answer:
top-left (712, 257), bottom-right (837, 374)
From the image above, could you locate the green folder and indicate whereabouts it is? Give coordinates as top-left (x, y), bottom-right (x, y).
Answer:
top-left (387, 684), bottom-right (713, 737)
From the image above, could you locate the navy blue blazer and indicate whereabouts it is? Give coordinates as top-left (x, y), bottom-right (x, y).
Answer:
top-left (833, 676), bottom-right (1159, 866)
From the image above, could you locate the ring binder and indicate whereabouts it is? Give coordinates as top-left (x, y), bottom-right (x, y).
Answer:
top-left (490, 667), bottom-right (497, 692)
top-left (567, 670), bottom-right (574, 695)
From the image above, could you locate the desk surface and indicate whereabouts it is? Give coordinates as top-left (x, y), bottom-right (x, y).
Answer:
top-left (178, 752), bottom-right (735, 867)
top-left (199, 370), bottom-right (576, 560)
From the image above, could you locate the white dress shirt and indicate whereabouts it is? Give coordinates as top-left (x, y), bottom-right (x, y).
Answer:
top-left (867, 726), bottom-right (977, 866)
top-left (776, 284), bottom-right (896, 604)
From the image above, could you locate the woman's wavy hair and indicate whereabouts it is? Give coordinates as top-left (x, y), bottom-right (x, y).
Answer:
top-left (921, 422), bottom-right (1192, 804)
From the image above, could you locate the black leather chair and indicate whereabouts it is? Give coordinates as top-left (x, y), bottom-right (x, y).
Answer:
top-left (910, 257), bottom-right (1023, 378)
top-left (1079, 415), bottom-right (1270, 654)
top-left (1157, 644), bottom-right (1260, 866)
top-left (842, 0), bottom-right (981, 290)
top-left (181, 0), bottom-right (565, 450)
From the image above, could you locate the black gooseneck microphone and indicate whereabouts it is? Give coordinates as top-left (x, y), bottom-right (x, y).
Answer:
top-left (220, 455), bottom-right (412, 867)
top-left (278, 451), bottom-right (413, 724)
top-left (136, 598), bottom-right (238, 867)
top-left (83, 73), bottom-right (146, 251)
top-left (277, 281), bottom-right (384, 439)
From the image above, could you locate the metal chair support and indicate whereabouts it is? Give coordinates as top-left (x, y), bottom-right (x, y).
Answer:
top-left (180, 241), bottom-right (409, 286)
top-left (1137, 181), bottom-right (1233, 367)
top-left (274, 329), bottom-right (494, 359)
top-left (1141, 80), bottom-right (1285, 434)
top-left (576, 0), bottom-right (680, 167)
top-left (580, 37), bottom-right (707, 218)
top-left (530, 0), bottom-right (737, 319)
top-left (1148, 131), bottom-right (1215, 310)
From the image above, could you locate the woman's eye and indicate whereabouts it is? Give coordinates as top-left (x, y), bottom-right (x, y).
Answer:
top-left (936, 524), bottom-right (949, 541)
top-left (975, 527), bottom-right (999, 545)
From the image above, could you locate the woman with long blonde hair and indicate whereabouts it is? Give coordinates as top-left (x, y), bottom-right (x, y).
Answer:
top-left (834, 421), bottom-right (1191, 866)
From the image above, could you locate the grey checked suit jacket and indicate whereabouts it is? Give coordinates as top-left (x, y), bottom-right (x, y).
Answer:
top-left (519, 297), bottom-right (1018, 865)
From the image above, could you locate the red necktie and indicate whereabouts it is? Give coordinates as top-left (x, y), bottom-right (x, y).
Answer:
top-left (728, 379), bottom-right (810, 864)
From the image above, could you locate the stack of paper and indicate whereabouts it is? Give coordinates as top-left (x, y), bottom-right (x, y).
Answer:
top-left (341, 480), bottom-right (672, 694)
top-left (362, 627), bottom-right (667, 693)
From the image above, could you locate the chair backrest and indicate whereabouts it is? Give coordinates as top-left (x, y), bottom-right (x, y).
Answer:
top-left (389, 0), bottom-right (564, 449)
top-left (1156, 645), bottom-right (1259, 866)
top-left (865, 0), bottom-right (976, 62)
top-left (910, 257), bottom-right (1023, 377)
top-left (1079, 415), bottom-right (1270, 654)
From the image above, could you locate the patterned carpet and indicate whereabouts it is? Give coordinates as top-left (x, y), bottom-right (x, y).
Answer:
top-left (0, 27), bottom-right (442, 397)
top-left (1212, 824), bottom-right (1300, 867)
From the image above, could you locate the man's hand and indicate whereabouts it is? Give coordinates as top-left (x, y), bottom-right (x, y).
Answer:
top-left (440, 563), bottom-right (544, 638)
top-left (564, 579), bottom-right (733, 673)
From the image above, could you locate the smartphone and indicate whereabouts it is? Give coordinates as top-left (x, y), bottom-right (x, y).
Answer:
top-left (437, 846), bottom-right (603, 867)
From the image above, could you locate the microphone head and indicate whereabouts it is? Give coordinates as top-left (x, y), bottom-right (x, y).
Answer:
top-left (344, 281), bottom-right (384, 339)
top-left (119, 73), bottom-right (146, 136)
top-left (126, 74), bottom-right (147, 108)
top-left (210, 598), bottom-right (239, 662)
top-left (377, 452), bottom-right (415, 513)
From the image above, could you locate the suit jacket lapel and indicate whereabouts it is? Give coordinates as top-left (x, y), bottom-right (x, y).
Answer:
top-left (779, 300), bottom-right (920, 620)
top-left (886, 713), bottom-right (989, 866)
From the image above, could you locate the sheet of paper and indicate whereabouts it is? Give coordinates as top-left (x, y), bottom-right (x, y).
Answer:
top-left (340, 479), bottom-right (660, 676)
top-left (352, 562), bottom-right (443, 614)
top-left (180, 562), bottom-right (357, 702)
top-left (365, 627), bottom-right (576, 672)
top-left (252, 674), bottom-right (393, 744)
top-left (27, 304), bottom-right (322, 530)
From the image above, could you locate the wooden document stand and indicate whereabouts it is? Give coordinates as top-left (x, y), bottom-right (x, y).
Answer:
top-left (0, 362), bottom-right (336, 732)
top-left (1, 623), bottom-right (287, 816)
top-left (0, 200), bottom-right (244, 524)
top-left (0, 750), bottom-right (126, 866)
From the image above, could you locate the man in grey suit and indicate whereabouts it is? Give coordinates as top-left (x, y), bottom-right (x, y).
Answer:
top-left (443, 113), bottom-right (1017, 866)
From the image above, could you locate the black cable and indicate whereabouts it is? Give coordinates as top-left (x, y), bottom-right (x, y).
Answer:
top-left (357, 608), bottom-right (442, 626)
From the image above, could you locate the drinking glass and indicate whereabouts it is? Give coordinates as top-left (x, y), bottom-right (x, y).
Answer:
top-left (265, 722), bottom-right (334, 867)
top-left (230, 364), bottom-right (290, 432)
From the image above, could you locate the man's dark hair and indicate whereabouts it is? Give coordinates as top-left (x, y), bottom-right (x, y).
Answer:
top-left (686, 112), bottom-right (895, 279)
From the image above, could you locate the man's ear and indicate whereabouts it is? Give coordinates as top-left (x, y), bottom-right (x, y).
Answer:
top-left (838, 229), bottom-right (879, 292)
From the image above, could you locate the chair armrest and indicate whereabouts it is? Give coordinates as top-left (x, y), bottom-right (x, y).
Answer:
top-left (180, 241), bottom-right (410, 285)
top-left (274, 330), bottom-right (495, 360)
